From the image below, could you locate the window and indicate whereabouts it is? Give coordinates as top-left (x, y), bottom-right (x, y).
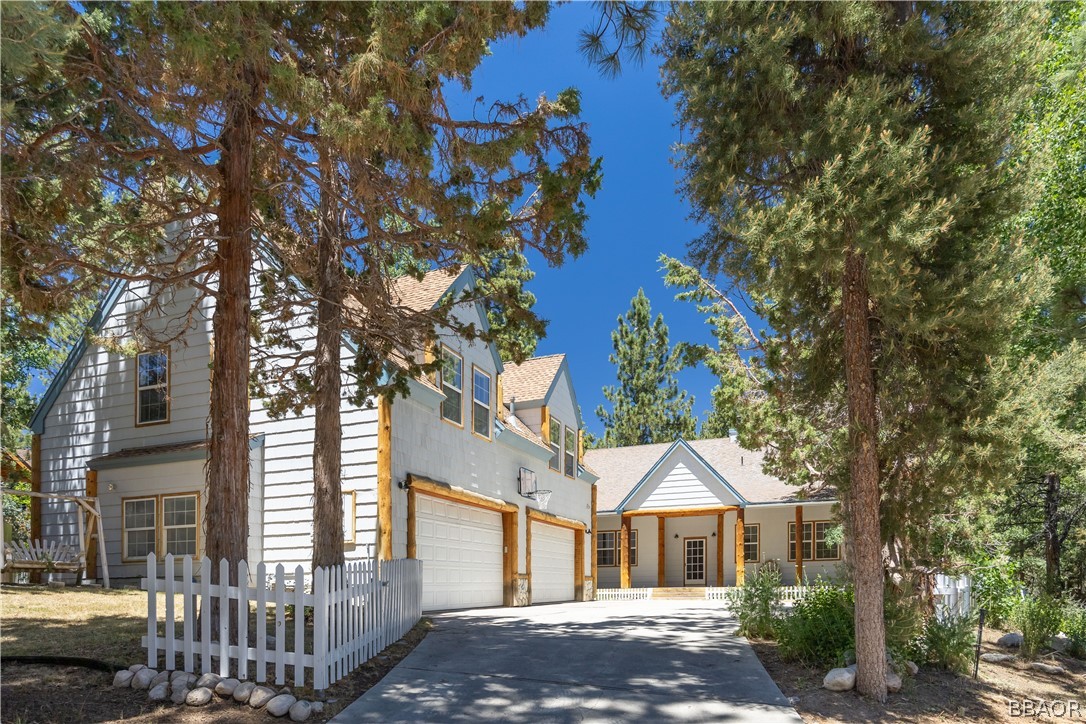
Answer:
top-left (564, 426), bottom-right (576, 477)
top-left (548, 417), bottom-right (562, 471)
top-left (163, 494), bottom-right (198, 556)
top-left (596, 531), bottom-right (617, 567)
top-left (814, 522), bottom-right (840, 560)
top-left (439, 346), bottom-right (462, 425)
top-left (123, 494), bottom-right (200, 560)
top-left (136, 350), bottom-right (169, 424)
top-left (123, 498), bottom-right (156, 560)
top-left (743, 524), bottom-right (760, 563)
top-left (472, 367), bottom-right (492, 439)
top-left (343, 490), bottom-right (356, 545)
top-left (788, 521), bottom-right (839, 561)
top-left (629, 529), bottom-right (638, 566)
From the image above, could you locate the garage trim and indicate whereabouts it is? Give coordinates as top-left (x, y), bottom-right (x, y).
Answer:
top-left (525, 507), bottom-right (586, 602)
top-left (405, 473), bottom-right (519, 607)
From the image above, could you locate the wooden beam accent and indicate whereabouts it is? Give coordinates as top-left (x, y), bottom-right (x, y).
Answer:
top-left (30, 434), bottom-right (41, 584)
top-left (85, 469), bottom-right (98, 579)
top-left (408, 475), bottom-right (518, 513)
top-left (540, 405), bottom-right (550, 440)
top-left (406, 487), bottom-right (417, 559)
top-left (526, 506), bottom-right (585, 531)
top-left (716, 513), bottom-right (724, 586)
top-left (657, 516), bottom-right (666, 587)
top-left (496, 374), bottom-right (505, 421)
top-left (503, 510), bottom-right (518, 607)
top-left (623, 506), bottom-right (739, 519)
top-left (620, 515), bottom-right (631, 589)
top-left (590, 485), bottom-right (598, 592)
top-left (795, 504), bottom-right (804, 584)
top-left (574, 527), bottom-right (585, 601)
top-left (735, 508), bottom-right (746, 586)
top-left (377, 396), bottom-right (393, 560)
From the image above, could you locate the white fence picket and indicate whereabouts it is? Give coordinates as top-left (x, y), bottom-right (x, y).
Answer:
top-left (238, 559), bottom-right (249, 681)
top-left (165, 553), bottom-right (176, 670)
top-left (183, 555), bottom-right (194, 673)
top-left (274, 565), bottom-right (286, 685)
top-left (146, 553), bottom-right (157, 668)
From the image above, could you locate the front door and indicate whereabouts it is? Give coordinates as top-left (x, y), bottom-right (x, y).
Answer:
top-left (684, 537), bottom-right (706, 586)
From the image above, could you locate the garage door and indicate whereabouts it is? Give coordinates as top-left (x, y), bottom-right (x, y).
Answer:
top-left (531, 522), bottom-right (575, 604)
top-left (416, 495), bottom-right (504, 611)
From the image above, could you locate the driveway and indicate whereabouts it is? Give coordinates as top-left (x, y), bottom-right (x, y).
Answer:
top-left (330, 599), bottom-right (801, 723)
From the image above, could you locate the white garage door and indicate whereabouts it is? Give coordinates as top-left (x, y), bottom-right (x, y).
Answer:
top-left (416, 495), bottom-right (504, 612)
top-left (531, 522), bottom-right (574, 604)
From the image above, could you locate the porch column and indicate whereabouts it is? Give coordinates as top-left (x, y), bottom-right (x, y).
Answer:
top-left (735, 507), bottom-right (745, 586)
top-left (716, 513), bottom-right (724, 586)
top-left (85, 470), bottom-right (98, 580)
top-left (795, 504), bottom-right (804, 584)
top-left (657, 516), bottom-right (666, 586)
top-left (620, 514), bottom-right (631, 589)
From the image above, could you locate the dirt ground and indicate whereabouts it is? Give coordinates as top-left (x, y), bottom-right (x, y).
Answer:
top-left (0, 619), bottom-right (432, 724)
top-left (753, 626), bottom-right (1086, 723)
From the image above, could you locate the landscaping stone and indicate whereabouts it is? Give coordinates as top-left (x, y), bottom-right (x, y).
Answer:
top-left (233, 681), bottom-right (257, 704)
top-left (131, 668), bottom-right (158, 690)
top-left (886, 672), bottom-right (902, 694)
top-left (186, 673), bottom-right (199, 687)
top-left (170, 670), bottom-right (190, 683)
top-left (186, 687), bottom-right (213, 706)
top-left (128, 664), bottom-right (147, 673)
top-left (981, 653), bottom-right (1016, 663)
top-left (249, 686), bottom-right (278, 709)
top-left (47, 580), bottom-right (65, 588)
top-left (113, 670), bottom-right (134, 688)
top-left (905, 661), bottom-right (919, 676)
top-left (148, 682), bottom-right (169, 702)
top-left (266, 694), bottom-right (297, 717)
top-left (1030, 661), bottom-right (1065, 675)
top-left (195, 673), bottom-right (222, 689)
top-left (171, 685), bottom-right (190, 705)
top-left (1051, 634), bottom-right (1069, 652)
top-left (311, 702), bottom-right (324, 714)
top-left (288, 700), bottom-right (312, 722)
top-left (823, 666), bottom-right (856, 692)
top-left (214, 678), bottom-right (240, 697)
top-left (997, 632), bottom-right (1024, 648)
top-left (150, 670), bottom-right (170, 688)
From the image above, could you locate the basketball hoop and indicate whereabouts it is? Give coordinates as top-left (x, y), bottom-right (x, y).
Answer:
top-left (533, 490), bottom-right (552, 511)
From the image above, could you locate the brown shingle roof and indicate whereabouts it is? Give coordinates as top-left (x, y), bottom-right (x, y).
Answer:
top-left (584, 437), bottom-right (835, 510)
top-left (390, 266), bottom-right (464, 313)
top-left (501, 354), bottom-right (564, 405)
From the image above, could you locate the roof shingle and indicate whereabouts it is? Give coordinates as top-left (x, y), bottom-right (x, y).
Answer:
top-left (390, 266), bottom-right (464, 313)
top-left (501, 354), bottom-right (564, 405)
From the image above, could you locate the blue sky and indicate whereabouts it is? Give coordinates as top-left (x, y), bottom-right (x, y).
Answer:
top-left (454, 4), bottom-right (720, 436)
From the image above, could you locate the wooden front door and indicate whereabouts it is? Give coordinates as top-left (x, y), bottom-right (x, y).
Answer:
top-left (684, 537), bottom-right (707, 586)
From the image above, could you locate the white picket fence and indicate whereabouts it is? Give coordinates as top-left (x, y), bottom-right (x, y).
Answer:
top-left (933, 573), bottom-right (972, 620)
top-left (705, 585), bottom-right (810, 602)
top-left (596, 588), bottom-right (654, 601)
top-left (141, 554), bottom-right (422, 691)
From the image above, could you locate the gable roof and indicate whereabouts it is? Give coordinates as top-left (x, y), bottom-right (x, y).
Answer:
top-left (585, 437), bottom-right (835, 510)
top-left (390, 265), bottom-right (465, 312)
top-left (501, 354), bottom-right (565, 405)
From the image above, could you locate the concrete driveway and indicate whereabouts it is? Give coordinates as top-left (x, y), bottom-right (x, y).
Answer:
top-left (331, 599), bottom-right (801, 723)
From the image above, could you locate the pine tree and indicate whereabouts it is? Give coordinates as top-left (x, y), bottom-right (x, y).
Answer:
top-left (474, 248), bottom-right (543, 363)
top-left (596, 289), bottom-right (695, 447)
top-left (661, 2), bottom-right (1046, 700)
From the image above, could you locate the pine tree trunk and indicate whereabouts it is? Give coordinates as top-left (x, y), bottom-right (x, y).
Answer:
top-left (1043, 472), bottom-right (1061, 595)
top-left (206, 66), bottom-right (261, 602)
top-left (311, 144), bottom-right (346, 571)
top-left (843, 249), bottom-right (887, 702)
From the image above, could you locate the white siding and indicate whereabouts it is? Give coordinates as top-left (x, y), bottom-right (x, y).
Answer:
top-left (626, 446), bottom-right (742, 511)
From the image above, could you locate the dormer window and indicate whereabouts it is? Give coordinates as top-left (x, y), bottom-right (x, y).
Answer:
top-left (438, 346), bottom-right (463, 426)
top-left (548, 417), bottom-right (561, 471)
top-left (472, 366), bottom-right (492, 439)
top-left (136, 350), bottom-right (169, 425)
top-left (564, 426), bottom-right (576, 477)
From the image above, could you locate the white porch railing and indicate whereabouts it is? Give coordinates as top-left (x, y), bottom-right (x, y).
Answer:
top-left (595, 588), bottom-right (654, 601)
top-left (705, 585), bottom-right (809, 601)
top-left (141, 554), bottom-right (422, 691)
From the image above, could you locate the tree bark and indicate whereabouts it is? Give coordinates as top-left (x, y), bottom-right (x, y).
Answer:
top-left (311, 143), bottom-right (346, 570)
top-left (843, 249), bottom-right (887, 702)
top-left (206, 66), bottom-right (261, 580)
top-left (1043, 472), bottom-right (1061, 595)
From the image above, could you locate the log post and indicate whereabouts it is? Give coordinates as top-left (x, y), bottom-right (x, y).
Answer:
top-left (716, 513), bottom-right (724, 586)
top-left (85, 469), bottom-right (98, 580)
top-left (795, 504), bottom-right (804, 584)
top-left (735, 508), bottom-right (746, 586)
top-left (657, 516), bottom-right (666, 587)
top-left (620, 515), bottom-right (631, 589)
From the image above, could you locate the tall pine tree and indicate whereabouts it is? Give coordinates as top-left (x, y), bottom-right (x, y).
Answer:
top-left (662, 2), bottom-right (1046, 699)
top-left (596, 289), bottom-right (695, 447)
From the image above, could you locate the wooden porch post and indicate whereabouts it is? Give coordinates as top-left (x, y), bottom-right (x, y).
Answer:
top-left (30, 434), bottom-right (41, 584)
top-left (85, 469), bottom-right (98, 580)
top-left (716, 513), bottom-right (724, 586)
top-left (620, 515), bottom-right (631, 589)
top-left (795, 504), bottom-right (804, 584)
top-left (377, 396), bottom-right (392, 560)
top-left (590, 485), bottom-right (598, 596)
top-left (735, 508), bottom-right (745, 586)
top-left (657, 516), bottom-right (665, 587)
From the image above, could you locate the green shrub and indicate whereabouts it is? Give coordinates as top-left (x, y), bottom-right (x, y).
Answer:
top-left (726, 564), bottom-right (782, 639)
top-left (1012, 595), bottom-right (1063, 660)
top-left (884, 586), bottom-right (927, 667)
top-left (972, 558), bottom-right (1021, 628)
top-left (1062, 602), bottom-right (1086, 660)
top-left (777, 585), bottom-right (855, 667)
top-left (921, 613), bottom-right (977, 674)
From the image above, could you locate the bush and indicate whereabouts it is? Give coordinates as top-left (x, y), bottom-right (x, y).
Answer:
top-left (1062, 602), bottom-right (1086, 660)
top-left (777, 585), bottom-right (854, 667)
top-left (726, 564), bottom-right (782, 639)
top-left (921, 613), bottom-right (977, 674)
top-left (972, 558), bottom-right (1021, 628)
top-left (884, 585), bottom-right (927, 667)
top-left (1012, 595), bottom-right (1063, 660)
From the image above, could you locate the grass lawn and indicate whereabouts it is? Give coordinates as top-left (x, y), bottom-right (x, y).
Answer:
top-left (1, 584), bottom-right (150, 665)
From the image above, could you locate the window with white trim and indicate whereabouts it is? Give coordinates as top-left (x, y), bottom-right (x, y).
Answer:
top-left (472, 367), bottom-right (492, 439)
top-left (439, 347), bottom-right (462, 425)
top-left (136, 350), bottom-right (169, 424)
top-left (123, 498), bottom-right (156, 560)
top-left (628, 529), bottom-right (638, 566)
top-left (563, 425), bottom-right (576, 477)
top-left (548, 417), bottom-right (562, 471)
top-left (596, 530), bottom-right (617, 567)
top-left (163, 494), bottom-right (198, 556)
top-left (743, 524), bottom-right (760, 563)
top-left (788, 521), bottom-right (839, 561)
